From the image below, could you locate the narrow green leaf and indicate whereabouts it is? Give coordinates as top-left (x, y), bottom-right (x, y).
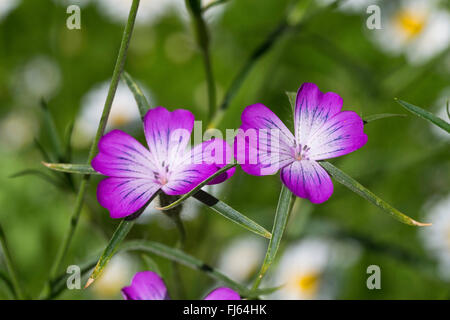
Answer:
top-left (85, 219), bottom-right (135, 288)
top-left (363, 113), bottom-right (407, 124)
top-left (85, 191), bottom-right (160, 287)
top-left (395, 98), bottom-right (450, 133)
top-left (42, 162), bottom-right (99, 175)
top-left (0, 223), bottom-right (25, 299)
top-left (157, 164), bottom-right (237, 210)
top-left (122, 71), bottom-right (151, 118)
top-left (119, 240), bottom-right (252, 297)
top-left (320, 161), bottom-right (431, 227)
top-left (252, 185), bottom-right (295, 291)
top-left (63, 121), bottom-right (74, 162)
top-left (40, 99), bottom-right (63, 160)
top-left (193, 190), bottom-right (272, 239)
top-left (34, 139), bottom-right (53, 163)
top-left (0, 270), bottom-right (16, 299)
top-left (10, 169), bottom-right (65, 188)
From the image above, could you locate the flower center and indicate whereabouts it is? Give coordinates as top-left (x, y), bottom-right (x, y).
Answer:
top-left (294, 143), bottom-right (310, 161)
top-left (153, 161), bottom-right (171, 185)
top-left (394, 9), bottom-right (426, 39)
top-left (286, 271), bottom-right (320, 297)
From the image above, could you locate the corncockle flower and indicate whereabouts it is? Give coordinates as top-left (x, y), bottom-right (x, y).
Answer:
top-left (92, 106), bottom-right (235, 218)
top-left (234, 83), bottom-right (367, 203)
top-left (122, 271), bottom-right (240, 300)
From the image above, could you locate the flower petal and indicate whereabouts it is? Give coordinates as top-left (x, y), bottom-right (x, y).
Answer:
top-left (97, 177), bottom-right (160, 218)
top-left (203, 287), bottom-right (241, 300)
top-left (234, 104), bottom-right (295, 176)
top-left (92, 129), bottom-right (157, 178)
top-left (294, 83), bottom-right (343, 146)
top-left (187, 138), bottom-right (236, 185)
top-left (307, 111), bottom-right (368, 160)
top-left (143, 106), bottom-right (195, 170)
top-left (162, 163), bottom-right (217, 195)
top-left (280, 160), bottom-right (333, 204)
top-left (121, 271), bottom-right (170, 300)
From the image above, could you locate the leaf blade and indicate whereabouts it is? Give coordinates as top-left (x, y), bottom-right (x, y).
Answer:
top-left (42, 162), bottom-right (99, 175)
top-left (320, 161), bottom-right (431, 227)
top-left (395, 98), bottom-right (450, 133)
top-left (193, 190), bottom-right (272, 239)
top-left (122, 71), bottom-right (151, 118)
top-left (252, 185), bottom-right (295, 291)
top-left (363, 113), bottom-right (407, 124)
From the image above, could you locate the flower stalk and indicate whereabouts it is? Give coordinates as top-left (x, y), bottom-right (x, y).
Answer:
top-left (47, 0), bottom-right (141, 285)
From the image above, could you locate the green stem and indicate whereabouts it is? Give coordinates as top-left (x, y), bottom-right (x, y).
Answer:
top-left (0, 223), bottom-right (25, 299)
top-left (47, 0), bottom-right (140, 284)
top-left (185, 0), bottom-right (216, 122)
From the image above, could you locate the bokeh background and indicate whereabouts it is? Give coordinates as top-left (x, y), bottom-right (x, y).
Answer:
top-left (0, 0), bottom-right (449, 300)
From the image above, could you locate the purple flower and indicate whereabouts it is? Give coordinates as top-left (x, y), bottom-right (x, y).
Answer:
top-left (234, 83), bottom-right (367, 204)
top-left (122, 271), bottom-right (241, 300)
top-left (92, 107), bottom-right (235, 218)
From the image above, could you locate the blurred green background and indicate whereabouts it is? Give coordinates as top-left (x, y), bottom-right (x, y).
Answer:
top-left (0, 0), bottom-right (449, 300)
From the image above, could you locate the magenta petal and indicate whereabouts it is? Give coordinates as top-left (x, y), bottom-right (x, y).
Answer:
top-left (203, 287), bottom-right (241, 300)
top-left (234, 103), bottom-right (295, 176)
top-left (295, 83), bottom-right (343, 146)
top-left (122, 271), bottom-right (170, 300)
top-left (188, 138), bottom-right (236, 185)
top-left (143, 106), bottom-right (195, 168)
top-left (307, 111), bottom-right (368, 160)
top-left (280, 160), bottom-right (333, 204)
top-left (162, 163), bottom-right (217, 195)
top-left (97, 177), bottom-right (160, 218)
top-left (92, 130), bottom-right (157, 178)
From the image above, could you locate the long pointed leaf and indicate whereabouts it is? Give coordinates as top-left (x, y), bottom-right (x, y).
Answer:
top-left (10, 169), bottom-right (65, 188)
top-left (252, 185), bottom-right (295, 291)
top-left (42, 162), bottom-right (99, 175)
top-left (122, 71), bottom-right (151, 118)
top-left (193, 190), bottom-right (272, 239)
top-left (363, 113), bottom-right (407, 124)
top-left (0, 224), bottom-right (25, 299)
top-left (395, 98), bottom-right (450, 133)
top-left (320, 161), bottom-right (431, 227)
top-left (85, 192), bottom-right (159, 287)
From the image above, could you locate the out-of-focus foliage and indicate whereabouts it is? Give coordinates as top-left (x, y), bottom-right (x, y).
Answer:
top-left (0, 0), bottom-right (449, 299)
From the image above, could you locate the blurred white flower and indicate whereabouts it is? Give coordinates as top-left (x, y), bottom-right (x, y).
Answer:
top-left (430, 87), bottom-right (450, 140)
top-left (11, 56), bottom-right (62, 105)
top-left (0, 0), bottom-right (20, 21)
top-left (218, 236), bottom-right (265, 282)
top-left (73, 80), bottom-right (151, 148)
top-left (92, 253), bottom-right (135, 299)
top-left (371, 0), bottom-right (450, 65)
top-left (271, 238), bottom-right (331, 300)
top-left (420, 195), bottom-right (450, 280)
top-left (0, 110), bottom-right (39, 151)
